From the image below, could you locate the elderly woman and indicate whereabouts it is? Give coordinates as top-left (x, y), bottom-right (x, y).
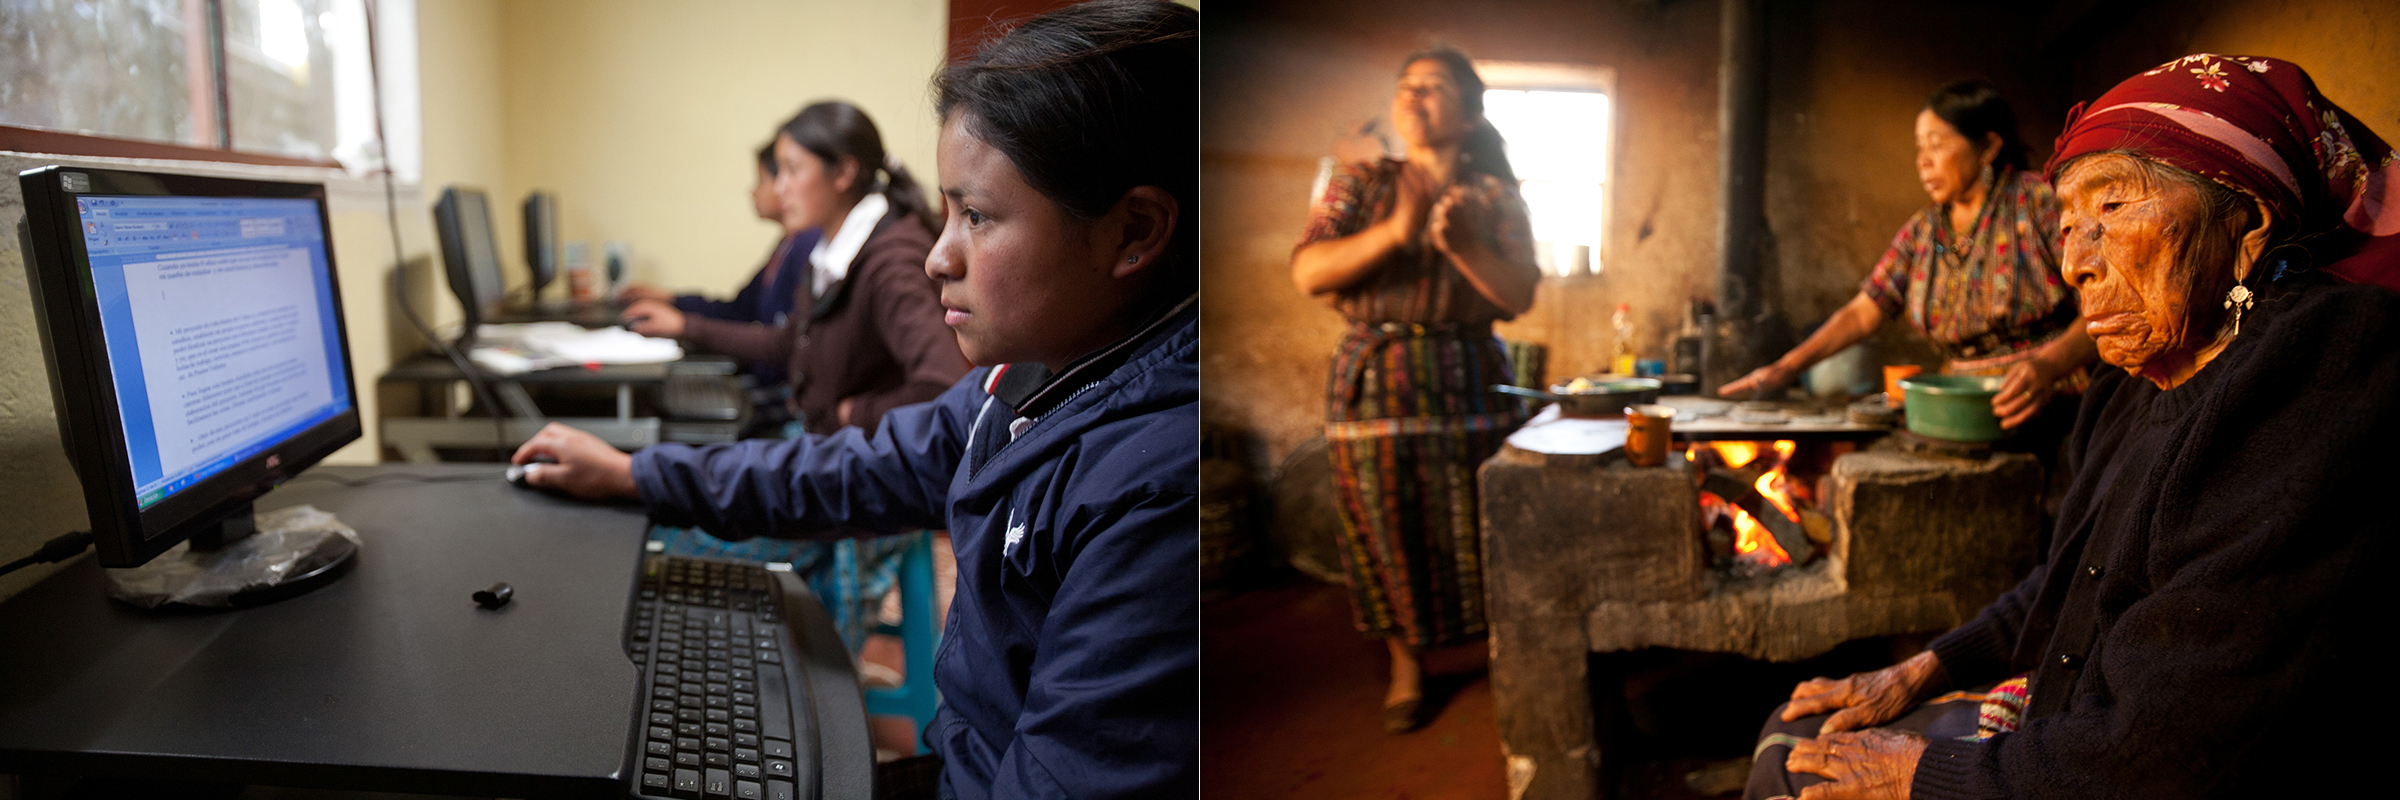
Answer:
top-left (1721, 81), bottom-right (2096, 431)
top-left (1290, 47), bottom-right (1541, 733)
top-left (1743, 55), bottom-right (2400, 800)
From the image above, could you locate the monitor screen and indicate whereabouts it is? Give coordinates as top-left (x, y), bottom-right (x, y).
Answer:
top-left (72, 194), bottom-right (353, 510)
top-left (18, 165), bottom-right (362, 568)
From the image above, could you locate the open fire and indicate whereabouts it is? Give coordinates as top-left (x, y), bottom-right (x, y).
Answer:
top-left (1691, 440), bottom-right (1829, 574)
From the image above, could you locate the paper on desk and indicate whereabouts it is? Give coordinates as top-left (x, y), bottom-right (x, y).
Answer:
top-left (469, 322), bottom-right (684, 374)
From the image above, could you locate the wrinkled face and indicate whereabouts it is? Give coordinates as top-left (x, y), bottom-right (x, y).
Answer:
top-left (750, 163), bottom-right (784, 225)
top-left (2056, 154), bottom-right (2234, 375)
top-left (1915, 109), bottom-right (1990, 207)
top-left (773, 134), bottom-right (854, 233)
top-left (927, 115), bottom-right (1131, 369)
top-left (1391, 59), bottom-right (1474, 151)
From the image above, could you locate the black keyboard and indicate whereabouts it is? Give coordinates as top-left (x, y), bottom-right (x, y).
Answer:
top-left (624, 554), bottom-right (874, 800)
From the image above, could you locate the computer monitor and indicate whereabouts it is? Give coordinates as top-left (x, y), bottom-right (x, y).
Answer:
top-left (432, 185), bottom-right (504, 346)
top-left (523, 190), bottom-right (558, 297)
top-left (15, 166), bottom-right (362, 571)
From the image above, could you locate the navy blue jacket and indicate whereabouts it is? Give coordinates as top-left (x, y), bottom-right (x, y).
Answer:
top-left (631, 303), bottom-right (1199, 799)
top-left (675, 229), bottom-right (819, 381)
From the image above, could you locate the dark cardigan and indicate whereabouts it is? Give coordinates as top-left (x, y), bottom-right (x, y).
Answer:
top-left (1912, 277), bottom-right (2400, 798)
top-left (678, 209), bottom-right (966, 436)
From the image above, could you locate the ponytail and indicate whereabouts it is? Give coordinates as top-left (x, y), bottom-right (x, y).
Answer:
top-left (877, 158), bottom-right (937, 237)
top-left (778, 101), bottom-right (936, 235)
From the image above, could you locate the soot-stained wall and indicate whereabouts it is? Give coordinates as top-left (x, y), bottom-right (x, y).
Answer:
top-left (1203, 0), bottom-right (2101, 476)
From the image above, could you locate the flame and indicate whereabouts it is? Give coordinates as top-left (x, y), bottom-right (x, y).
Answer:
top-left (1756, 470), bottom-right (1801, 523)
top-left (1710, 441), bottom-right (1762, 469)
top-left (1772, 440), bottom-right (1797, 460)
top-left (1728, 503), bottom-right (1793, 567)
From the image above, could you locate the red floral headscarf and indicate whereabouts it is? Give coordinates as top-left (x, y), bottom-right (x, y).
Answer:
top-left (2047, 54), bottom-right (2400, 291)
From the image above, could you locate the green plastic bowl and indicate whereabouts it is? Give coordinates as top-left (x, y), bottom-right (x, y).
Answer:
top-left (1898, 374), bottom-right (2006, 442)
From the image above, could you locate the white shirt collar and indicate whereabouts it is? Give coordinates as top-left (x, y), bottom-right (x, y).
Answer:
top-left (810, 192), bottom-right (889, 299)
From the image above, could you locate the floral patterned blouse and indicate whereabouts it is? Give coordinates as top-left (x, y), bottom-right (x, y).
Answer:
top-left (1861, 166), bottom-right (2078, 363)
top-left (1298, 157), bottom-right (1537, 325)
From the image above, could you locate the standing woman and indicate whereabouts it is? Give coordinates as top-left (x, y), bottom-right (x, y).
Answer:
top-left (1291, 47), bottom-right (1541, 734)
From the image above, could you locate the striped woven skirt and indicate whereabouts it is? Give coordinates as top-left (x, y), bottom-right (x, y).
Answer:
top-left (1325, 321), bottom-right (1524, 650)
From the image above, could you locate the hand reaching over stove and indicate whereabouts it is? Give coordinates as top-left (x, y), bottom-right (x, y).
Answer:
top-left (1781, 650), bottom-right (1948, 734)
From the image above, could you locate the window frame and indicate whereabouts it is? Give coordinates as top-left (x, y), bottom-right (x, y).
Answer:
top-left (0, 0), bottom-right (407, 171)
top-left (1475, 60), bottom-right (1618, 279)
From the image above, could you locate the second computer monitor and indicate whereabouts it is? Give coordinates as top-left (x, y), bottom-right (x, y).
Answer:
top-left (523, 191), bottom-right (558, 297)
top-left (433, 186), bottom-right (505, 343)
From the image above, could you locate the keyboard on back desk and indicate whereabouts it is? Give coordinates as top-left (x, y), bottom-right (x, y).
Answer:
top-left (624, 554), bottom-right (873, 800)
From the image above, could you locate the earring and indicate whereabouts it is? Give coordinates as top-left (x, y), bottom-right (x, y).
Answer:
top-left (1126, 256), bottom-right (1139, 264)
top-left (2224, 283), bottom-right (2255, 336)
top-left (1978, 162), bottom-right (1995, 193)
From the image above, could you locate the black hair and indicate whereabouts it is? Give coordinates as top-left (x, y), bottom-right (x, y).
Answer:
top-left (1925, 79), bottom-right (2030, 172)
top-left (1399, 47), bottom-right (1517, 184)
top-left (778, 101), bottom-right (935, 235)
top-left (936, 0), bottom-right (1198, 297)
top-left (755, 142), bottom-right (778, 176)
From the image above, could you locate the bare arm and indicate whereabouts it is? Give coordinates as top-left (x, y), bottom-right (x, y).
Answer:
top-left (1291, 162), bottom-right (1435, 302)
top-left (1431, 184), bottom-right (1539, 315)
top-left (1992, 316), bottom-right (2097, 429)
top-left (1719, 292), bottom-right (1887, 396)
top-left (1291, 218), bottom-right (1409, 300)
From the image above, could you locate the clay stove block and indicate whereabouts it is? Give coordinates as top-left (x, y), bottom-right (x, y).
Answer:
top-left (1826, 450), bottom-right (2041, 604)
top-left (1480, 445), bottom-right (1705, 610)
top-left (1482, 446), bottom-right (2045, 800)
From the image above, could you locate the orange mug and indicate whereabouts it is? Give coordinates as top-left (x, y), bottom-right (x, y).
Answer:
top-left (1883, 365), bottom-right (1924, 409)
top-left (1625, 404), bottom-right (1675, 467)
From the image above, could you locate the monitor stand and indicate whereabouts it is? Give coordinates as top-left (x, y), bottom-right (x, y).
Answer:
top-left (104, 503), bottom-right (359, 609)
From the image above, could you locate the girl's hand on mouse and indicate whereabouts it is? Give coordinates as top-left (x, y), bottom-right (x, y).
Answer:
top-left (511, 423), bottom-right (638, 500)
top-left (622, 299), bottom-right (684, 339)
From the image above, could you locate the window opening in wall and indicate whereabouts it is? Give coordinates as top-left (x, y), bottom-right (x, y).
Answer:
top-left (1, 0), bottom-right (415, 176)
top-left (1477, 61), bottom-right (1615, 277)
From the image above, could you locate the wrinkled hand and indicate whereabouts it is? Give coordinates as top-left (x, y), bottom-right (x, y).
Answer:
top-left (1783, 650), bottom-right (1945, 734)
top-left (511, 422), bottom-right (639, 501)
top-left (1786, 728), bottom-right (1928, 800)
top-left (614, 282), bottom-right (674, 306)
top-left (623, 298), bottom-right (685, 339)
top-left (1719, 361), bottom-right (1800, 398)
top-left (1991, 358), bottom-right (2055, 430)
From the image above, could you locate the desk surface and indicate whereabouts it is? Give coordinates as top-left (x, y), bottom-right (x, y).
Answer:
top-left (0, 464), bottom-right (650, 798)
top-left (381, 352), bottom-right (676, 384)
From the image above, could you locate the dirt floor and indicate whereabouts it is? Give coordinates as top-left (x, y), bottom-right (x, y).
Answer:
top-left (1203, 572), bottom-right (1925, 799)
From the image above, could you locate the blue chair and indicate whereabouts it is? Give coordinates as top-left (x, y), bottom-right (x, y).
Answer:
top-left (864, 531), bottom-right (942, 754)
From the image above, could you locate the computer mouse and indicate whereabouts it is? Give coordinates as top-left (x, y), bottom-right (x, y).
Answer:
top-left (506, 456), bottom-right (560, 489)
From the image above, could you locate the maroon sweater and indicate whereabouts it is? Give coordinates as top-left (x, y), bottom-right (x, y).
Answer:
top-left (679, 209), bottom-right (966, 435)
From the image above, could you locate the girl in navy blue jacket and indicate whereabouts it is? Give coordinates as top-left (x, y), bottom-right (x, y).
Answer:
top-left (512, 2), bottom-right (1198, 797)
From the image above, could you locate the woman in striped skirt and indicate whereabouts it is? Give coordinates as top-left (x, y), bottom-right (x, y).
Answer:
top-left (1291, 47), bottom-right (1541, 733)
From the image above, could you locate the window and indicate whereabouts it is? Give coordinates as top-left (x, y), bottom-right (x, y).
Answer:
top-left (1477, 61), bottom-right (1615, 277)
top-left (1, 0), bottom-right (413, 176)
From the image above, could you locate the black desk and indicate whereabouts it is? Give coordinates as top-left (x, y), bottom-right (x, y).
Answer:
top-left (0, 464), bottom-right (648, 797)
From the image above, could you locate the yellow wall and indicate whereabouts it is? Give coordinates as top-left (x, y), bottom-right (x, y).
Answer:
top-left (488, 0), bottom-right (950, 300)
top-left (418, 0), bottom-right (509, 339)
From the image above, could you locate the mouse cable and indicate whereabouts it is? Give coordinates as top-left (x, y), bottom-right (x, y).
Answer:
top-left (0, 531), bottom-right (93, 578)
top-left (362, 0), bottom-right (510, 456)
